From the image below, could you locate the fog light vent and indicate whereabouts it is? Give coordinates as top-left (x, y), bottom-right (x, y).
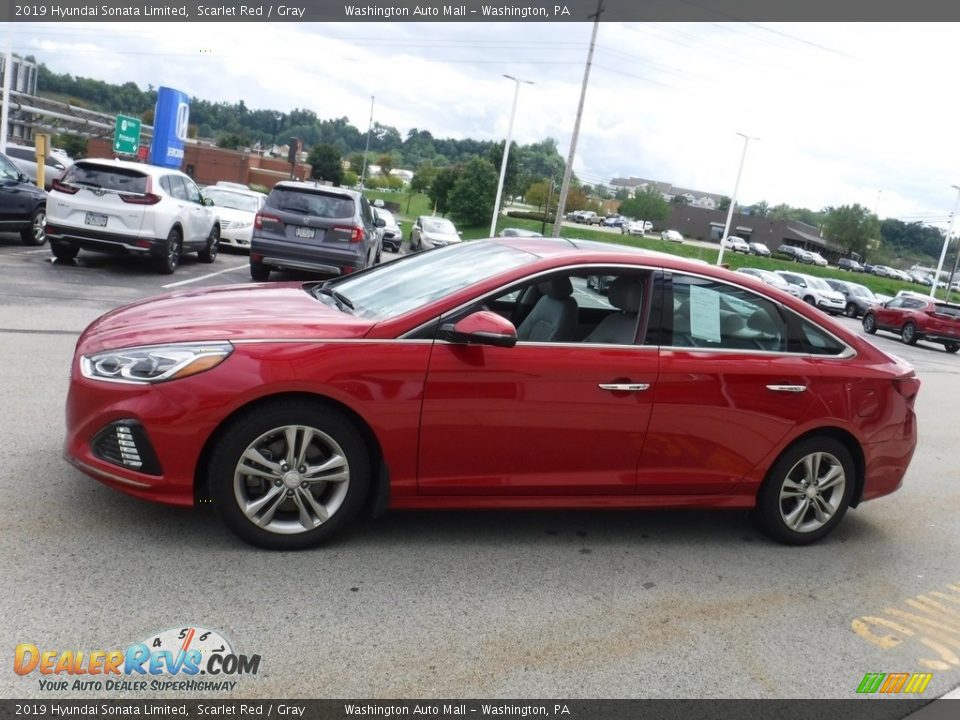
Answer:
top-left (91, 420), bottom-right (162, 476)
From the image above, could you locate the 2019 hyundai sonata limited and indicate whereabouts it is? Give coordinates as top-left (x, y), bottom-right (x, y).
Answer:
top-left (65, 238), bottom-right (920, 550)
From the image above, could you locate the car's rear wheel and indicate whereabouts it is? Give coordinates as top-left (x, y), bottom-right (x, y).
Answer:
top-left (21, 207), bottom-right (47, 246)
top-left (198, 225), bottom-right (220, 263)
top-left (208, 400), bottom-right (371, 550)
top-left (803, 295), bottom-right (816, 306)
top-left (945, 342), bottom-right (959, 354)
top-left (250, 261), bottom-right (270, 282)
top-left (862, 313), bottom-right (877, 334)
top-left (844, 302), bottom-right (858, 318)
top-left (755, 436), bottom-right (854, 545)
top-left (50, 241), bottom-right (79, 262)
top-left (153, 228), bottom-right (182, 275)
top-left (901, 321), bottom-right (918, 346)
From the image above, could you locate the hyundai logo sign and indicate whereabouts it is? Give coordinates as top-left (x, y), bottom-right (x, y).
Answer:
top-left (149, 87), bottom-right (190, 169)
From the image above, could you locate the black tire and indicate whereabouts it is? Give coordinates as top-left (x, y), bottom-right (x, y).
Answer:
top-left (198, 225), bottom-right (220, 263)
top-left (153, 228), bottom-right (182, 275)
top-left (945, 342), bottom-right (959, 354)
top-left (755, 436), bottom-right (855, 545)
top-left (844, 302), bottom-right (858, 318)
top-left (862, 313), bottom-right (877, 334)
top-left (250, 261), bottom-right (270, 282)
top-left (21, 207), bottom-right (47, 246)
top-left (50, 241), bottom-right (79, 262)
top-left (803, 295), bottom-right (816, 306)
top-left (901, 321), bottom-right (918, 346)
top-left (374, 244), bottom-right (382, 265)
top-left (208, 400), bottom-right (371, 550)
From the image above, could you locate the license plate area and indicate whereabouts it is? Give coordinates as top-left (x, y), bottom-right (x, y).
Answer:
top-left (295, 226), bottom-right (316, 239)
top-left (85, 212), bottom-right (108, 227)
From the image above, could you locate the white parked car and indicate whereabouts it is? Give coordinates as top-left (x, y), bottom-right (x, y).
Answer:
top-left (46, 159), bottom-right (221, 274)
top-left (202, 185), bottom-right (266, 251)
top-left (806, 251), bottom-right (829, 267)
top-left (621, 219), bottom-right (651, 236)
top-left (410, 215), bottom-right (462, 250)
top-left (660, 229), bottom-right (684, 243)
top-left (736, 267), bottom-right (802, 298)
top-left (722, 235), bottom-right (750, 253)
top-left (775, 270), bottom-right (846, 314)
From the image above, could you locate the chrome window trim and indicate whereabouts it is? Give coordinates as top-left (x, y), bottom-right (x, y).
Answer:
top-left (231, 338), bottom-right (434, 345)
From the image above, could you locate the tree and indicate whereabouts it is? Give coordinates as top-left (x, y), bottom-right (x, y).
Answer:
top-left (619, 186), bottom-right (670, 223)
top-left (448, 157), bottom-right (498, 227)
top-left (614, 187), bottom-right (630, 202)
top-left (525, 180), bottom-right (550, 209)
top-left (748, 200), bottom-right (770, 217)
top-left (717, 196), bottom-right (731, 212)
top-left (671, 194), bottom-right (689, 206)
top-left (428, 166), bottom-right (460, 216)
top-left (376, 153), bottom-right (395, 175)
top-left (565, 188), bottom-right (589, 212)
top-left (308, 144), bottom-right (344, 185)
top-left (55, 133), bottom-right (87, 159)
top-left (218, 133), bottom-right (248, 150)
top-left (342, 170), bottom-right (359, 187)
top-left (822, 204), bottom-right (880, 258)
top-left (348, 152), bottom-right (366, 172)
top-left (410, 165), bottom-right (437, 195)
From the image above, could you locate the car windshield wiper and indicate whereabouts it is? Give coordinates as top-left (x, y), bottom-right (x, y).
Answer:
top-left (314, 283), bottom-right (354, 312)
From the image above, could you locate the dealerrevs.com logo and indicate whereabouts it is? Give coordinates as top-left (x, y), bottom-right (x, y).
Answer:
top-left (14, 626), bottom-right (261, 692)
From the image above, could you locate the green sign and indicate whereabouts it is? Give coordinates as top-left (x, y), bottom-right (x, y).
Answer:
top-left (113, 115), bottom-right (141, 155)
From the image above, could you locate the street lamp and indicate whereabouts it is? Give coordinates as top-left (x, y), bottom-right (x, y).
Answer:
top-left (716, 132), bottom-right (758, 266)
top-left (490, 74), bottom-right (534, 237)
top-left (359, 95), bottom-right (375, 190)
top-left (930, 185), bottom-right (960, 299)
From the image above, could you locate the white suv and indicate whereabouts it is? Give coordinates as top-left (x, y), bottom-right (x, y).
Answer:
top-left (775, 270), bottom-right (846, 314)
top-left (46, 159), bottom-right (220, 274)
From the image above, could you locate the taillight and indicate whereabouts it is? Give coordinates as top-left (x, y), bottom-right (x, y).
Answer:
top-left (120, 193), bottom-right (161, 205)
top-left (255, 213), bottom-right (281, 230)
top-left (52, 178), bottom-right (78, 195)
top-left (333, 225), bottom-right (364, 243)
top-left (893, 376), bottom-right (921, 403)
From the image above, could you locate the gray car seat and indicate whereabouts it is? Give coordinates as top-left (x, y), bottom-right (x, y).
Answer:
top-left (516, 277), bottom-right (578, 342)
top-left (584, 277), bottom-right (643, 344)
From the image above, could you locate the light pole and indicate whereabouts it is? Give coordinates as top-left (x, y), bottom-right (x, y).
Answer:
top-left (716, 132), bottom-right (757, 266)
top-left (490, 74), bottom-right (534, 237)
top-left (930, 185), bottom-right (960, 299)
top-left (359, 95), bottom-right (374, 190)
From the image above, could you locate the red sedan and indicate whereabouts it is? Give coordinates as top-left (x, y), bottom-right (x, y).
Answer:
top-left (65, 238), bottom-right (920, 549)
top-left (862, 293), bottom-right (960, 352)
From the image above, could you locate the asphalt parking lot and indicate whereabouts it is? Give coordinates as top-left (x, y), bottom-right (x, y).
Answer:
top-left (1, 234), bottom-right (958, 701)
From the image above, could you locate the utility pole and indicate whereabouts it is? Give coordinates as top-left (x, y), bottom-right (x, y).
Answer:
top-left (359, 95), bottom-right (374, 190)
top-left (541, 179), bottom-right (555, 236)
top-left (1, 24), bottom-right (13, 154)
top-left (931, 185), bottom-right (960, 300)
top-left (716, 133), bottom-right (757, 266)
top-left (552, 0), bottom-right (604, 237)
top-left (490, 74), bottom-right (534, 237)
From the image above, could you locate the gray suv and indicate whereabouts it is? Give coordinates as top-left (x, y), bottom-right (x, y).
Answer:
top-left (250, 182), bottom-right (384, 281)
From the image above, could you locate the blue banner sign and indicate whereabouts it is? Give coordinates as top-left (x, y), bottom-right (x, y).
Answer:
top-left (149, 87), bottom-right (190, 168)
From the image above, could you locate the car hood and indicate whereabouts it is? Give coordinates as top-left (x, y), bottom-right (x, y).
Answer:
top-left (77, 283), bottom-right (375, 353)
top-left (214, 206), bottom-right (255, 224)
top-left (423, 230), bottom-right (461, 244)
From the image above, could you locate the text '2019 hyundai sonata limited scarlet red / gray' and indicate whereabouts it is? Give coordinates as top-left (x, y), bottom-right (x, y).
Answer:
top-left (64, 238), bottom-right (920, 549)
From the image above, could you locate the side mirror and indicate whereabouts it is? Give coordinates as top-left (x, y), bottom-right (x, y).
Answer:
top-left (203, 197), bottom-right (214, 206)
top-left (376, 217), bottom-right (386, 227)
top-left (440, 310), bottom-right (517, 349)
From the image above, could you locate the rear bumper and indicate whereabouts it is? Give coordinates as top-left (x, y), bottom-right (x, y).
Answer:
top-left (46, 224), bottom-right (163, 255)
top-left (251, 236), bottom-right (366, 275)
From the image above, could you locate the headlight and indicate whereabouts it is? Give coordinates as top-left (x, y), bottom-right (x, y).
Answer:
top-left (235, 220), bottom-right (253, 229)
top-left (80, 342), bottom-right (233, 384)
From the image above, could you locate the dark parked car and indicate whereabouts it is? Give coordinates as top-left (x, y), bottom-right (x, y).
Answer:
top-left (499, 227), bottom-right (543, 238)
top-left (250, 182), bottom-right (384, 281)
top-left (838, 258), bottom-right (865, 273)
top-left (863, 295), bottom-right (960, 352)
top-left (0, 150), bottom-right (47, 246)
top-left (3, 144), bottom-right (71, 191)
top-left (373, 208), bottom-right (403, 252)
top-left (776, 245), bottom-right (813, 263)
top-left (826, 278), bottom-right (880, 318)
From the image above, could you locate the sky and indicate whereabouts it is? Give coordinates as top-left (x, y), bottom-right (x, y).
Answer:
top-left (11, 20), bottom-right (960, 227)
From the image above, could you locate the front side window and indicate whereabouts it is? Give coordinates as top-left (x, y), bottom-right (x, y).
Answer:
top-left (0, 153), bottom-right (20, 180)
top-left (182, 177), bottom-right (202, 204)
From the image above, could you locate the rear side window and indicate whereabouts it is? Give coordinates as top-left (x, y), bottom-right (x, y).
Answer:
top-left (266, 188), bottom-right (355, 219)
top-left (64, 163), bottom-right (148, 194)
top-left (934, 303), bottom-right (960, 319)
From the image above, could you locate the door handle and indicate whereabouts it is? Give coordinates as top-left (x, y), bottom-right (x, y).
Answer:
top-left (599, 383), bottom-right (650, 392)
top-left (766, 384), bottom-right (807, 393)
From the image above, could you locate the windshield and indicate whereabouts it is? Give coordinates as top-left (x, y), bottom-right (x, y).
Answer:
top-left (848, 283), bottom-right (873, 298)
top-left (764, 272), bottom-right (790, 289)
top-left (422, 217), bottom-right (456, 234)
top-left (331, 241), bottom-right (534, 320)
top-left (204, 188), bottom-right (260, 212)
top-left (805, 276), bottom-right (832, 291)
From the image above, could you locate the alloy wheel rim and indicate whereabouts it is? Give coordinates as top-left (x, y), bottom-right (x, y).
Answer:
top-left (903, 324), bottom-right (914, 342)
top-left (209, 231), bottom-right (219, 259)
top-left (33, 210), bottom-right (46, 243)
top-left (233, 425), bottom-right (350, 535)
top-left (778, 451), bottom-right (846, 533)
top-left (168, 237), bottom-right (181, 266)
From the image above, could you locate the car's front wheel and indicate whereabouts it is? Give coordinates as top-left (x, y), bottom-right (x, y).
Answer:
top-left (844, 302), bottom-right (858, 318)
top-left (901, 321), bottom-right (918, 346)
top-left (153, 228), bottom-right (182, 274)
top-left (208, 400), bottom-right (371, 550)
top-left (755, 436), bottom-right (854, 545)
top-left (198, 225), bottom-right (220, 263)
top-left (21, 207), bottom-right (46, 246)
top-left (945, 342), bottom-right (959, 354)
top-left (862, 313), bottom-right (877, 334)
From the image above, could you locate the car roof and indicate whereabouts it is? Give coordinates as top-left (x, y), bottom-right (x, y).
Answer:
top-left (205, 185), bottom-right (266, 198)
top-left (272, 180), bottom-right (360, 198)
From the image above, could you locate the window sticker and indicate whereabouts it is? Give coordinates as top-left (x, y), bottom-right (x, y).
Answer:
top-left (689, 285), bottom-right (722, 342)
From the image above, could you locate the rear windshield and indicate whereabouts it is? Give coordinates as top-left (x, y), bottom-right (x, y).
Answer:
top-left (266, 188), bottom-right (354, 219)
top-left (934, 303), bottom-right (960, 319)
top-left (64, 162), bottom-right (148, 193)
